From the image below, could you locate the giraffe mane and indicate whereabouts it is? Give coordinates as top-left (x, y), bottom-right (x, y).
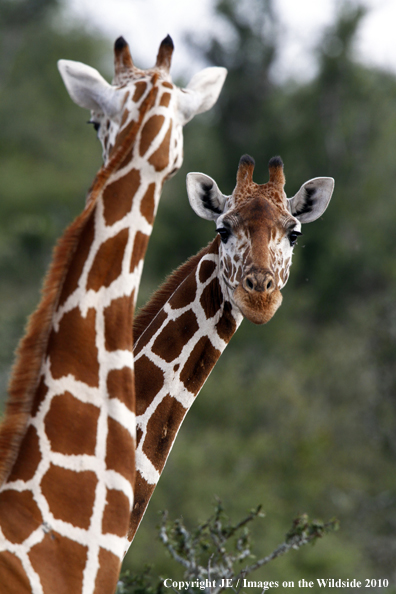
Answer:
top-left (0, 196), bottom-right (97, 486)
top-left (0, 79), bottom-right (159, 486)
top-left (134, 238), bottom-right (218, 344)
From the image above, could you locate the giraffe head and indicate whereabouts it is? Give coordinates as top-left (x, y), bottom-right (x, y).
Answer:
top-left (57, 36), bottom-right (227, 169)
top-left (187, 155), bottom-right (334, 324)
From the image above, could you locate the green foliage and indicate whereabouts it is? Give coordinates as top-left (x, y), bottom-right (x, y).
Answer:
top-left (117, 503), bottom-right (338, 594)
top-left (117, 566), bottom-right (165, 594)
top-left (285, 514), bottom-right (339, 545)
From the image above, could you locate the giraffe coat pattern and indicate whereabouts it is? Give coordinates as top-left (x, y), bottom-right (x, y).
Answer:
top-left (0, 36), bottom-right (227, 594)
top-left (129, 155), bottom-right (334, 541)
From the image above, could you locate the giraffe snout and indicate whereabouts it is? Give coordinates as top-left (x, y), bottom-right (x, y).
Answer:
top-left (242, 270), bottom-right (275, 294)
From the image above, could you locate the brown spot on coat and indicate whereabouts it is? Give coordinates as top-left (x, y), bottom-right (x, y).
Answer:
top-left (180, 336), bottom-right (220, 395)
top-left (148, 120), bottom-right (172, 171)
top-left (102, 169), bottom-right (140, 226)
top-left (120, 108), bottom-right (130, 127)
top-left (140, 114), bottom-right (165, 156)
top-left (87, 228), bottom-right (129, 291)
top-left (216, 301), bottom-right (237, 342)
top-left (199, 259), bottom-right (216, 283)
top-left (134, 355), bottom-right (164, 415)
top-left (29, 532), bottom-right (88, 594)
top-left (152, 310), bottom-right (198, 363)
top-left (7, 426), bottom-right (41, 482)
top-left (48, 307), bottom-right (99, 388)
top-left (0, 551), bottom-right (31, 593)
top-left (130, 230), bottom-right (150, 274)
top-left (93, 548), bottom-right (122, 594)
top-left (104, 295), bottom-right (133, 352)
top-left (102, 488), bottom-right (131, 537)
top-left (133, 242), bottom-right (216, 344)
top-left (40, 465), bottom-right (97, 529)
top-left (105, 417), bottom-right (134, 485)
top-left (134, 309), bottom-right (168, 356)
top-left (107, 367), bottom-right (134, 411)
top-left (142, 395), bottom-right (186, 472)
top-left (200, 277), bottom-right (222, 319)
top-left (113, 85), bottom-right (159, 164)
top-left (44, 393), bottom-right (99, 456)
top-left (133, 81), bottom-right (147, 102)
top-left (168, 270), bottom-right (197, 310)
top-left (140, 182), bottom-right (156, 225)
top-left (31, 376), bottom-right (48, 418)
top-left (128, 470), bottom-right (155, 540)
top-left (160, 92), bottom-right (171, 107)
top-left (58, 214), bottom-right (95, 307)
top-left (0, 490), bottom-right (42, 544)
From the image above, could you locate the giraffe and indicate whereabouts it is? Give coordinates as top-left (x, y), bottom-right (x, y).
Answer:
top-left (127, 154), bottom-right (334, 543)
top-left (0, 36), bottom-right (226, 594)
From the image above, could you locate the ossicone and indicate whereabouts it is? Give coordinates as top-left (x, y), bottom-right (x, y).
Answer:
top-left (268, 155), bottom-right (285, 188)
top-left (114, 36), bottom-right (134, 80)
top-left (236, 154), bottom-right (255, 187)
top-left (156, 35), bottom-right (174, 72)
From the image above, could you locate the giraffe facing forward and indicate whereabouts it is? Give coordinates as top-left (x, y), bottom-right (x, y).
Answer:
top-left (0, 37), bottom-right (226, 594)
top-left (129, 155), bottom-right (334, 541)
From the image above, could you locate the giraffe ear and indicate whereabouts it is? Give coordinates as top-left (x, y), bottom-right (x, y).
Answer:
top-left (288, 177), bottom-right (334, 223)
top-left (58, 60), bottom-right (123, 118)
top-left (186, 173), bottom-right (227, 221)
top-left (177, 67), bottom-right (227, 125)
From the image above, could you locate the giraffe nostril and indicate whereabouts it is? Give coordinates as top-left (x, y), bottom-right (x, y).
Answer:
top-left (243, 276), bottom-right (255, 292)
top-left (243, 271), bottom-right (275, 293)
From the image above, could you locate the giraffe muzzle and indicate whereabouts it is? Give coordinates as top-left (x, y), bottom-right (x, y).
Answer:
top-left (242, 270), bottom-right (275, 294)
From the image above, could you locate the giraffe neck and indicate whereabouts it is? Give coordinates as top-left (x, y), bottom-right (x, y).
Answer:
top-left (127, 236), bottom-right (243, 543)
top-left (0, 76), bottom-right (176, 594)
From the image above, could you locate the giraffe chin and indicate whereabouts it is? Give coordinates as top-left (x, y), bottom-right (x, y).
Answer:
top-left (233, 285), bottom-right (283, 325)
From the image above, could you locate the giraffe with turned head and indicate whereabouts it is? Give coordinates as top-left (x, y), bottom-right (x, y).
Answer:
top-left (0, 37), bottom-right (226, 593)
top-left (128, 154), bottom-right (334, 542)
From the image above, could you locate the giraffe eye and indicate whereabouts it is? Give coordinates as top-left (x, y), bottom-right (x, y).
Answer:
top-left (289, 230), bottom-right (302, 246)
top-left (216, 228), bottom-right (230, 243)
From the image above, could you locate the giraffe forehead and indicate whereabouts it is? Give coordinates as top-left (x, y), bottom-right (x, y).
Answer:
top-left (233, 180), bottom-right (288, 210)
top-left (226, 194), bottom-right (292, 235)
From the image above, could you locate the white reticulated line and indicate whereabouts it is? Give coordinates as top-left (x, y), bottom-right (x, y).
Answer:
top-left (104, 470), bottom-right (133, 506)
top-left (49, 452), bottom-right (103, 474)
top-left (44, 371), bottom-right (101, 407)
top-left (107, 398), bottom-right (136, 438)
top-left (135, 449), bottom-right (160, 485)
top-left (101, 349), bottom-right (134, 374)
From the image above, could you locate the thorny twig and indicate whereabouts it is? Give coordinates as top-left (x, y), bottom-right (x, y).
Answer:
top-left (156, 503), bottom-right (338, 594)
top-left (118, 504), bottom-right (339, 594)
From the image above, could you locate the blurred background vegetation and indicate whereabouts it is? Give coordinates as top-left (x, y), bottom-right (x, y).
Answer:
top-left (1, 0), bottom-right (396, 590)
